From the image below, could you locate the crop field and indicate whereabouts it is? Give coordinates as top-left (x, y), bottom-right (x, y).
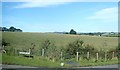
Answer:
top-left (2, 32), bottom-right (118, 51)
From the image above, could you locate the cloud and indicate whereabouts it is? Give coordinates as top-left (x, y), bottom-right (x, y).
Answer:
top-left (87, 7), bottom-right (118, 21)
top-left (2, 0), bottom-right (120, 2)
top-left (14, 2), bottom-right (66, 8)
top-left (12, 0), bottom-right (79, 8)
top-left (2, 0), bottom-right (120, 8)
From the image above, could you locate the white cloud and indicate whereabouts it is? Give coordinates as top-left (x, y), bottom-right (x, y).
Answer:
top-left (2, 0), bottom-right (120, 2)
top-left (88, 7), bottom-right (118, 21)
top-left (2, 0), bottom-right (120, 8)
top-left (12, 0), bottom-right (79, 8)
top-left (14, 2), bottom-right (66, 8)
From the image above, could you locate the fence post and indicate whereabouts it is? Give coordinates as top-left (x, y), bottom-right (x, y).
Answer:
top-left (42, 49), bottom-right (44, 56)
top-left (96, 52), bottom-right (99, 61)
top-left (77, 52), bottom-right (79, 61)
top-left (112, 52), bottom-right (114, 59)
top-left (87, 52), bottom-right (89, 59)
top-left (29, 49), bottom-right (31, 57)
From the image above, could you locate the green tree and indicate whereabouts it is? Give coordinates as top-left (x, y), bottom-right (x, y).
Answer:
top-left (47, 43), bottom-right (59, 62)
top-left (2, 39), bottom-right (10, 46)
top-left (9, 26), bottom-right (16, 32)
top-left (2, 27), bottom-right (8, 32)
top-left (42, 40), bottom-right (51, 50)
top-left (41, 39), bottom-right (53, 57)
top-left (66, 39), bottom-right (84, 57)
top-left (70, 29), bottom-right (77, 34)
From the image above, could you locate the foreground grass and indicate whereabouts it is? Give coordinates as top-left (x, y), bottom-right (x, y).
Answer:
top-left (65, 58), bottom-right (118, 67)
top-left (2, 54), bottom-right (63, 68)
top-left (2, 54), bottom-right (118, 67)
top-left (79, 59), bottom-right (118, 67)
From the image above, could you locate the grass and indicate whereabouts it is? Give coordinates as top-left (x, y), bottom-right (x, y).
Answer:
top-left (2, 54), bottom-right (118, 67)
top-left (2, 54), bottom-right (63, 68)
top-left (78, 59), bottom-right (118, 67)
top-left (2, 32), bottom-right (118, 51)
top-left (2, 32), bottom-right (119, 67)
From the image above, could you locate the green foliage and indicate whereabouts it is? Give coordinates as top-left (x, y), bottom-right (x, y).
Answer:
top-left (9, 26), bottom-right (16, 32)
top-left (66, 39), bottom-right (84, 56)
top-left (69, 29), bottom-right (77, 34)
top-left (2, 39), bottom-right (10, 46)
top-left (42, 39), bottom-right (51, 50)
top-left (2, 27), bottom-right (9, 32)
top-left (1, 26), bottom-right (22, 32)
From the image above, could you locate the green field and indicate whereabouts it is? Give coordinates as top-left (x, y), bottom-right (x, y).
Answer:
top-left (2, 32), bottom-right (119, 67)
top-left (2, 32), bottom-right (118, 51)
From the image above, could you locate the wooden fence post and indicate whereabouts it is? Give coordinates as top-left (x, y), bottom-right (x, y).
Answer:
top-left (96, 52), bottom-right (99, 61)
top-left (42, 49), bottom-right (44, 56)
top-left (29, 49), bottom-right (31, 57)
top-left (87, 52), bottom-right (89, 59)
top-left (77, 52), bottom-right (79, 61)
top-left (112, 52), bottom-right (114, 59)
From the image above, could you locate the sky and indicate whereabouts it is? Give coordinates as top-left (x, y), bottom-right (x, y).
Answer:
top-left (2, 1), bottom-right (118, 32)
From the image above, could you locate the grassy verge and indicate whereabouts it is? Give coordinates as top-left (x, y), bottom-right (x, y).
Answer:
top-left (79, 59), bottom-right (118, 67)
top-left (2, 54), bottom-right (118, 68)
top-left (64, 58), bottom-right (118, 67)
top-left (2, 54), bottom-right (64, 68)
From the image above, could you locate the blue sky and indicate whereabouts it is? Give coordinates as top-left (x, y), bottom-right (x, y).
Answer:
top-left (2, 2), bottom-right (118, 32)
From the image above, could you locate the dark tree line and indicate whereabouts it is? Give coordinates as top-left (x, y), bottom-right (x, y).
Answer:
top-left (0, 26), bottom-right (22, 32)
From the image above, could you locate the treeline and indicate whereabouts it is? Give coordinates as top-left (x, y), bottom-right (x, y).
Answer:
top-left (0, 26), bottom-right (22, 32)
top-left (62, 29), bottom-right (119, 37)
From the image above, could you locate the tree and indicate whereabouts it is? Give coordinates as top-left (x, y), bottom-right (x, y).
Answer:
top-left (41, 39), bottom-right (52, 57)
top-left (42, 39), bottom-right (51, 50)
top-left (47, 43), bottom-right (59, 62)
top-left (15, 29), bottom-right (22, 32)
top-left (9, 26), bottom-right (16, 32)
top-left (66, 39), bottom-right (84, 57)
top-left (2, 39), bottom-right (10, 46)
top-left (41, 39), bottom-right (59, 62)
top-left (1, 26), bottom-right (23, 32)
top-left (2, 27), bottom-right (8, 32)
top-left (30, 43), bottom-right (36, 55)
top-left (70, 29), bottom-right (77, 34)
